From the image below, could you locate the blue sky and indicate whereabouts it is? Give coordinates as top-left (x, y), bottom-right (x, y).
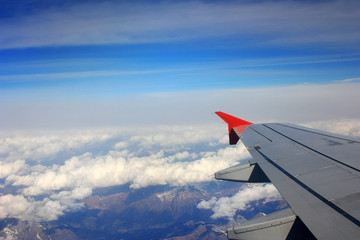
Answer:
top-left (0, 0), bottom-right (360, 128)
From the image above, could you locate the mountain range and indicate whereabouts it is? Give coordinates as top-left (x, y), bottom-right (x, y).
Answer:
top-left (0, 182), bottom-right (288, 239)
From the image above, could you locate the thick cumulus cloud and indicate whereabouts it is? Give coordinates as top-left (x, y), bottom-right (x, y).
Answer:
top-left (7, 144), bottom-right (247, 195)
top-left (0, 124), bottom-right (249, 221)
top-left (1, 119), bottom-right (359, 221)
top-left (197, 184), bottom-right (281, 219)
top-left (0, 192), bottom-right (85, 221)
top-left (0, 160), bottom-right (26, 179)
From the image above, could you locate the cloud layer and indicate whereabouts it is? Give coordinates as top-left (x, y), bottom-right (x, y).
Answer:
top-left (2, 83), bottom-right (360, 129)
top-left (0, 0), bottom-right (359, 49)
top-left (1, 118), bottom-right (359, 221)
top-left (0, 125), bottom-right (250, 221)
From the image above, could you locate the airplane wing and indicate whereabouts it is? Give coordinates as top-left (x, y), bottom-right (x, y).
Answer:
top-left (214, 111), bottom-right (360, 240)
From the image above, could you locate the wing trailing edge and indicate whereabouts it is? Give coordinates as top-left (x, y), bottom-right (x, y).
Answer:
top-left (226, 208), bottom-right (316, 240)
top-left (215, 111), bottom-right (252, 145)
top-left (215, 161), bottom-right (270, 183)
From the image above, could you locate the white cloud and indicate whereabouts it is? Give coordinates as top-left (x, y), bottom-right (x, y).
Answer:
top-left (0, 115), bottom-right (359, 222)
top-left (0, 160), bottom-right (26, 178)
top-left (333, 78), bottom-right (360, 83)
top-left (0, 1), bottom-right (359, 49)
top-left (304, 119), bottom-right (360, 137)
top-left (0, 125), bottom-right (249, 221)
top-left (0, 70), bottom-right (177, 82)
top-left (174, 151), bottom-right (197, 160)
top-left (0, 194), bottom-right (32, 220)
top-left (197, 184), bottom-right (281, 219)
top-left (129, 125), bottom-right (225, 147)
top-left (114, 141), bottom-right (128, 150)
top-left (0, 129), bottom-right (116, 163)
top-left (50, 187), bottom-right (93, 201)
top-left (6, 143), bottom-right (248, 195)
top-left (0, 189), bottom-right (90, 221)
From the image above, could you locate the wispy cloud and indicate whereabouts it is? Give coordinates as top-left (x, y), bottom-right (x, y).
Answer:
top-left (2, 55), bottom-right (359, 83)
top-left (226, 56), bottom-right (360, 69)
top-left (0, 69), bottom-right (177, 82)
top-left (0, 0), bottom-right (359, 49)
top-left (333, 78), bottom-right (360, 83)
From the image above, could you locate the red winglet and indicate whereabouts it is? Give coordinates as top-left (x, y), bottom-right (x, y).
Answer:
top-left (215, 111), bottom-right (253, 145)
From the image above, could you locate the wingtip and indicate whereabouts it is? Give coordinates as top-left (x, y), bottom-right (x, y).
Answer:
top-left (215, 111), bottom-right (253, 126)
top-left (215, 111), bottom-right (253, 145)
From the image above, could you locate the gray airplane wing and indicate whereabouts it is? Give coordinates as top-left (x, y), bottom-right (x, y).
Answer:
top-left (214, 111), bottom-right (360, 240)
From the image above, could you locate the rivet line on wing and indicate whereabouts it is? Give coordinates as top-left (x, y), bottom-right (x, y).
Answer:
top-left (254, 147), bottom-right (360, 228)
top-left (263, 124), bottom-right (360, 173)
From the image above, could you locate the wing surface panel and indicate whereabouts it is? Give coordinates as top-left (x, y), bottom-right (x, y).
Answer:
top-left (266, 123), bottom-right (360, 170)
top-left (276, 123), bottom-right (360, 143)
top-left (333, 192), bottom-right (360, 219)
top-left (214, 112), bottom-right (360, 240)
top-left (239, 126), bottom-right (272, 147)
top-left (247, 146), bottom-right (360, 239)
top-left (227, 208), bottom-right (298, 240)
top-left (265, 150), bottom-right (332, 176)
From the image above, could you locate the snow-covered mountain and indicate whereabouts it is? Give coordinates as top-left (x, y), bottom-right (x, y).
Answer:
top-left (0, 182), bottom-right (287, 239)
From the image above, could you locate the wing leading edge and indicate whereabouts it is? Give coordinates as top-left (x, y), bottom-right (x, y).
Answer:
top-left (214, 111), bottom-right (360, 240)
